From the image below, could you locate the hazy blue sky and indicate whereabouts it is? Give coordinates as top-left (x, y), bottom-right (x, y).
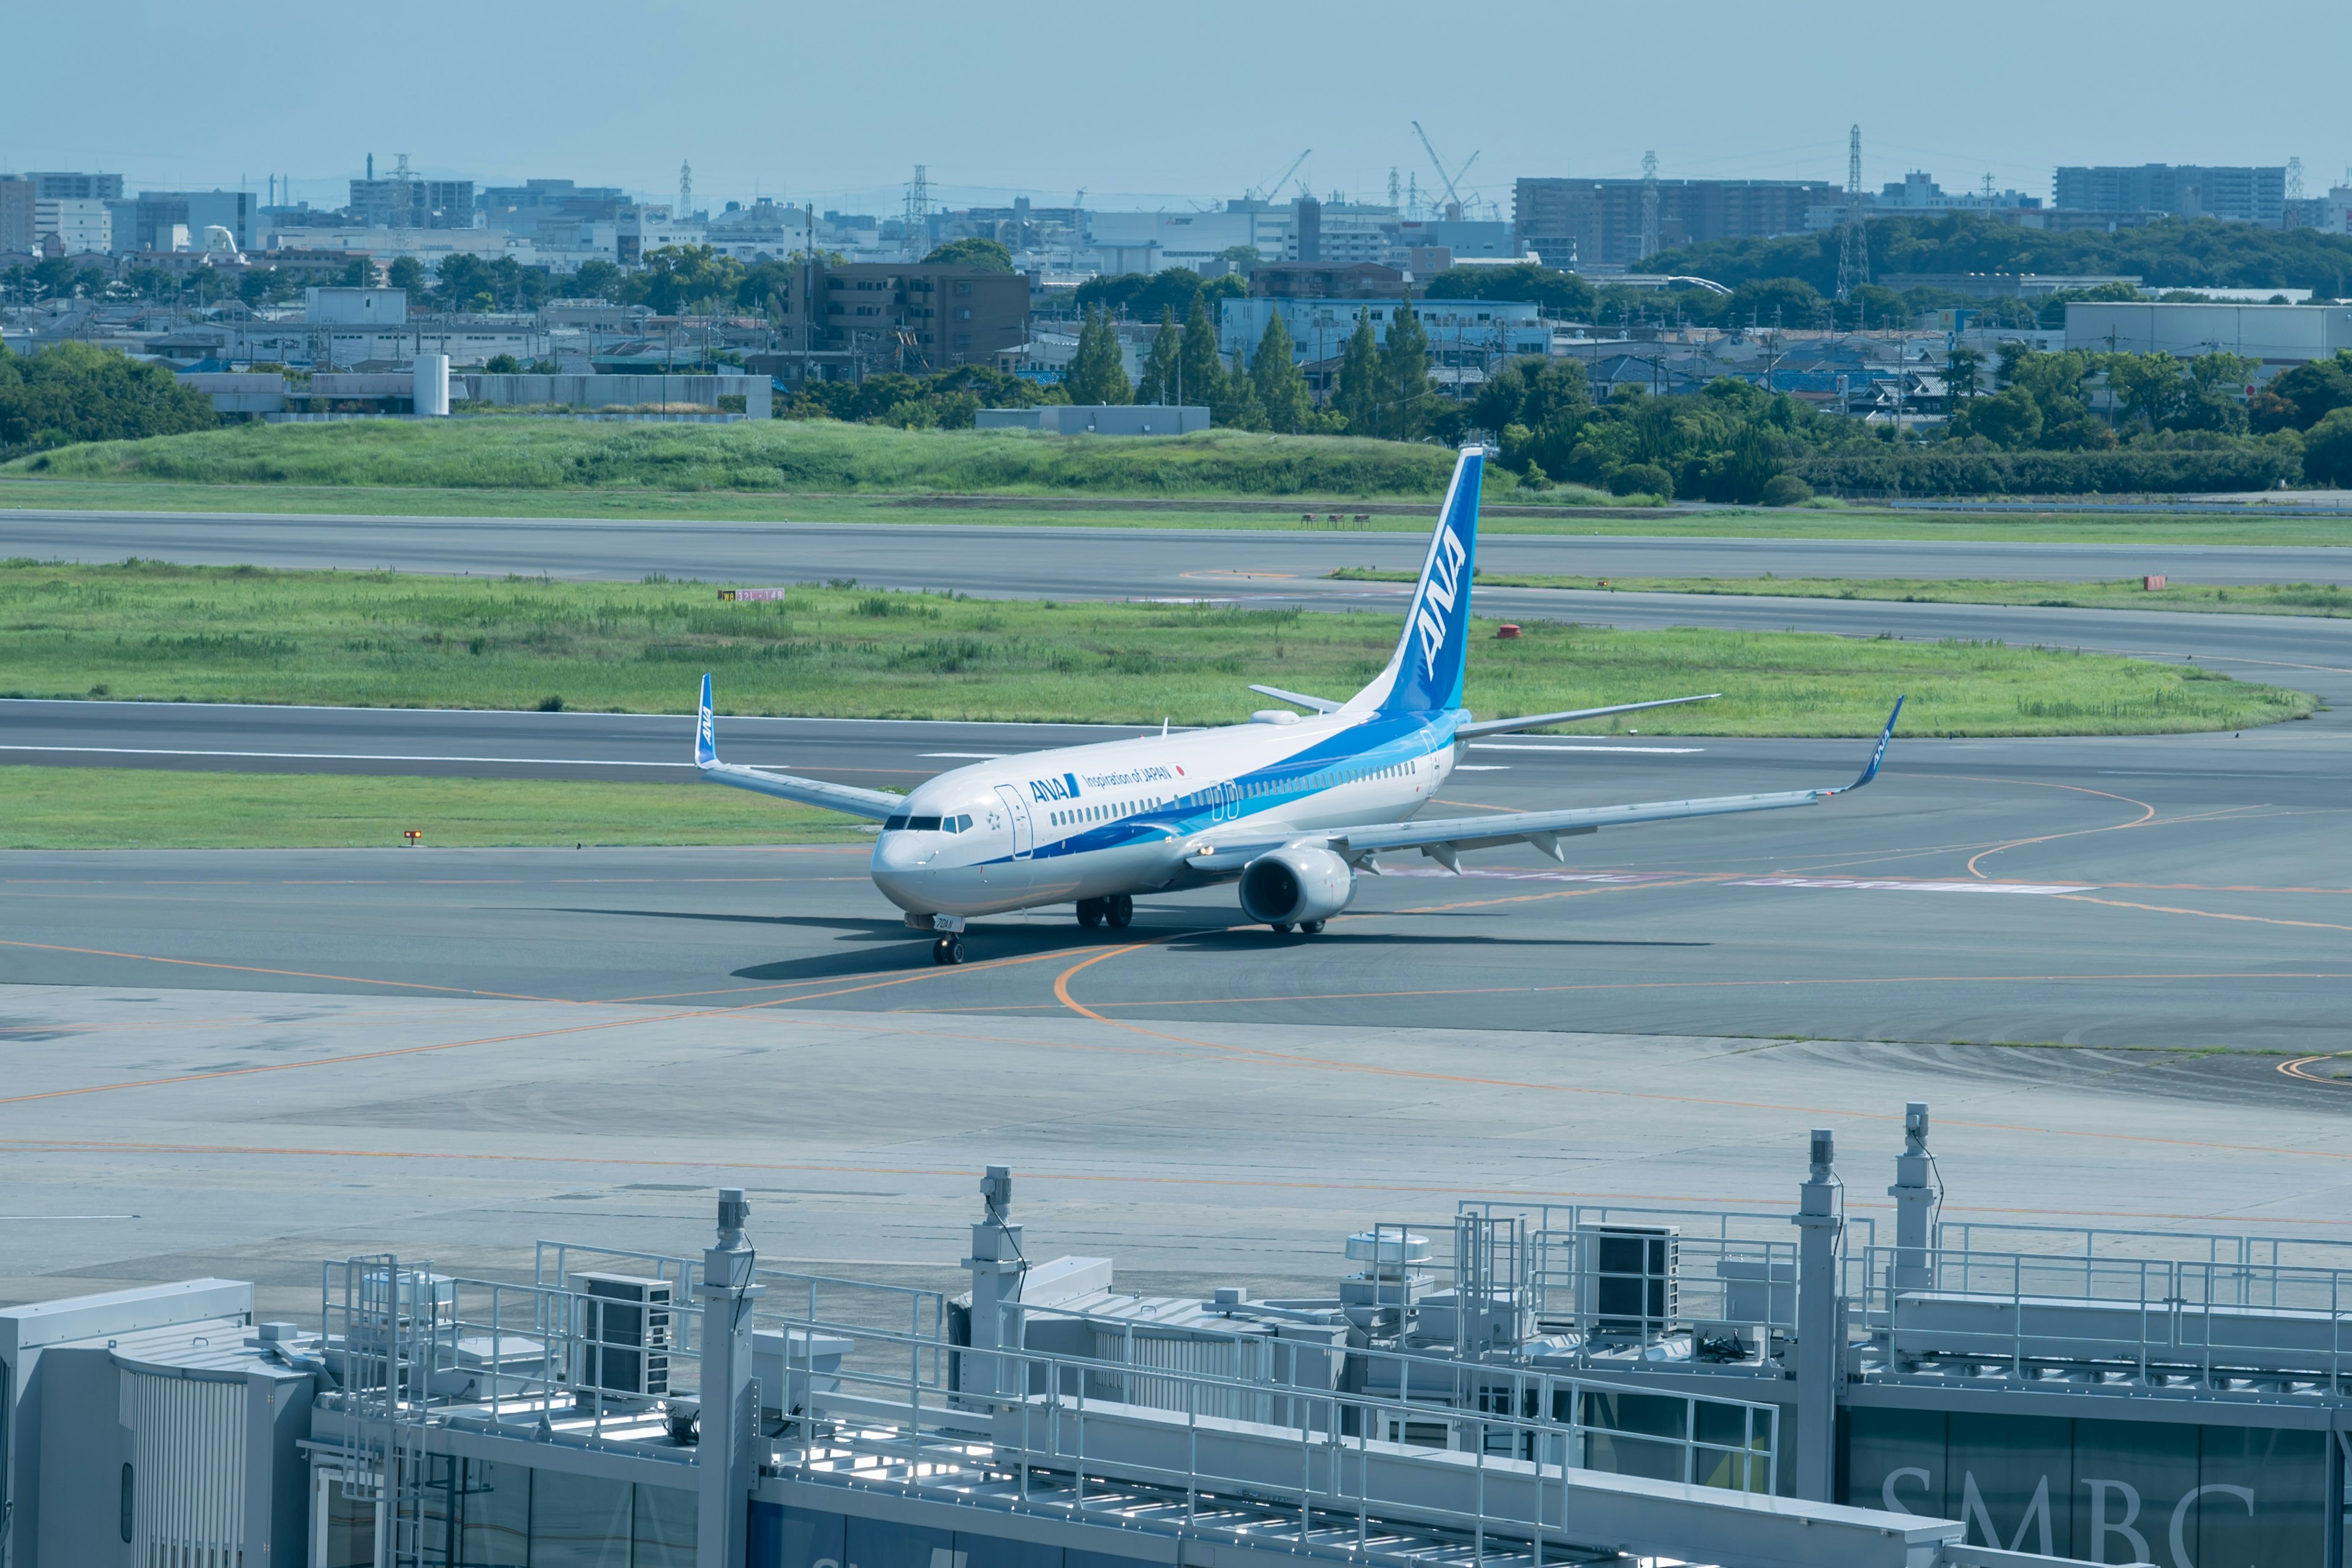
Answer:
top-left (6, 0), bottom-right (2345, 214)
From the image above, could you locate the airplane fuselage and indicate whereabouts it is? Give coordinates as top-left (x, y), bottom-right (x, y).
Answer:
top-left (869, 707), bottom-right (1461, 916)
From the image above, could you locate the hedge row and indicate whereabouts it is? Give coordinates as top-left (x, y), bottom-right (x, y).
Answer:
top-left (1790, 446), bottom-right (2300, 497)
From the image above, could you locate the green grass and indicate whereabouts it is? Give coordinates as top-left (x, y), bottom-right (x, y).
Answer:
top-left (1331, 567), bottom-right (2352, 618)
top-left (1, 419), bottom-right (1497, 500)
top-left (0, 559), bottom-right (2312, 736)
top-left (0, 766), bottom-right (862, 850)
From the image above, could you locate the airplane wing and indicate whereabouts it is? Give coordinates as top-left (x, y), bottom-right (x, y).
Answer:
top-left (1248, 684), bottom-right (1344, 714)
top-left (692, 674), bottom-right (905, 821)
top-left (1188, 698), bottom-right (1902, 874)
top-left (1453, 693), bottom-right (1719, 740)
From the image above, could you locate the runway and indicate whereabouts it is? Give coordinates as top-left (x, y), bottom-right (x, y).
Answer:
top-left (7, 503), bottom-right (2352, 588)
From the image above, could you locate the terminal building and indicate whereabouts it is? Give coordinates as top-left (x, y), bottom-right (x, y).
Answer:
top-left (2, 1105), bottom-right (2346, 1568)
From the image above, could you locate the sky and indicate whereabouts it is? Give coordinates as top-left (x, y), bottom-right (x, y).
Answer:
top-left (6, 0), bottom-right (2347, 216)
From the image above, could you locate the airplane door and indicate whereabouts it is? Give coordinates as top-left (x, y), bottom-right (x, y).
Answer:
top-left (1216, 780), bottom-right (1240, 822)
top-left (995, 785), bottom-right (1034, 858)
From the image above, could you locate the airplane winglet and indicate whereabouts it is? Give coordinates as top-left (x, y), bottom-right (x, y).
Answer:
top-left (1836, 696), bottom-right (1904, 794)
top-left (695, 673), bottom-right (718, 768)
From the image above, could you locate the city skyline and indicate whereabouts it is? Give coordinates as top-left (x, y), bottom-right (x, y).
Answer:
top-left (4, 0), bottom-right (2345, 216)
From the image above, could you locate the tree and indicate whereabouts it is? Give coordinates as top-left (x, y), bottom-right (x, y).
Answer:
top-left (1333, 312), bottom-right (1380, 433)
top-left (1251, 311), bottom-right (1311, 433)
top-left (921, 237), bottom-right (1015, 271)
top-left (0, 341), bottom-right (216, 454)
top-left (736, 259), bottom-right (797, 316)
top-left (1134, 309), bottom-right (1178, 404)
top-left (1176, 294), bottom-right (1226, 410)
top-left (31, 257), bottom-right (77, 300)
top-left (1423, 262), bottom-right (1596, 318)
top-left (335, 258), bottom-right (375, 288)
top-left (2251, 350), bottom-right (2352, 432)
top-left (1377, 293), bottom-right (1434, 439)
top-left (386, 257), bottom-right (427, 297)
top-left (1724, 276), bottom-right (1825, 331)
top-left (1063, 306), bottom-right (1130, 405)
top-left (631, 246), bottom-right (747, 315)
top-left (1215, 337), bottom-right (1267, 429)
top-left (1945, 345), bottom-right (1986, 407)
top-left (2101, 351), bottom-right (2188, 429)
top-left (1953, 385), bottom-right (2044, 449)
top-left (2303, 406), bottom-right (2352, 487)
top-left (570, 259), bottom-right (623, 301)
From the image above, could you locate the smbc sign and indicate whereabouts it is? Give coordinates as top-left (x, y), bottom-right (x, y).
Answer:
top-left (1845, 1408), bottom-right (2336, 1566)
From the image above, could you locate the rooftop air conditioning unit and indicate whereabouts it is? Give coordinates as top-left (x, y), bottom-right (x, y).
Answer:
top-left (1577, 1225), bottom-right (1678, 1337)
top-left (571, 1272), bottom-right (672, 1402)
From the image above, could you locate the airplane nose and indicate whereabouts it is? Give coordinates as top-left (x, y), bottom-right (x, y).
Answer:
top-left (872, 832), bottom-right (937, 875)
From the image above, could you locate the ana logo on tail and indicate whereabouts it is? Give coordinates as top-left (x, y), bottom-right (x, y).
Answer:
top-left (1413, 525), bottom-right (1468, 679)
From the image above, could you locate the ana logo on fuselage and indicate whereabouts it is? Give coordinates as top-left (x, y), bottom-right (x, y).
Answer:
top-left (1028, 772), bottom-right (1083, 803)
top-left (1412, 526), bottom-right (1468, 680)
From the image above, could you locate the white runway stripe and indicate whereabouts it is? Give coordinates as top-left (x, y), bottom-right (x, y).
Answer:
top-left (0, 744), bottom-right (696, 767)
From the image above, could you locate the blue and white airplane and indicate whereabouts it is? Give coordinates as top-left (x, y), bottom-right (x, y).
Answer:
top-left (696, 447), bottom-right (1901, 964)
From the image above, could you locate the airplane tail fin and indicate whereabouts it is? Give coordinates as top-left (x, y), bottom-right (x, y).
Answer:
top-left (1344, 447), bottom-right (1484, 717)
top-left (695, 673), bottom-right (717, 767)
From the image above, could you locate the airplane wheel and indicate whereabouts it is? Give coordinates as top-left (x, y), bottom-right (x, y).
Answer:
top-left (933, 936), bottom-right (965, 965)
top-left (1106, 894), bottom-right (1134, 929)
top-left (1298, 919), bottom-right (1325, 935)
top-left (1271, 922), bottom-right (1294, 933)
top-left (1076, 899), bottom-right (1103, 929)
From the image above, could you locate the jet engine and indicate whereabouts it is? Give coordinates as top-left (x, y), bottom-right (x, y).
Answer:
top-left (1238, 846), bottom-right (1355, 930)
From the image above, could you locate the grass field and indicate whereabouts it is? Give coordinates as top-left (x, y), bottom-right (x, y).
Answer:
top-left (2, 420), bottom-right (1522, 500)
top-left (1330, 567), bottom-right (2352, 618)
top-left (0, 559), bottom-right (2311, 736)
top-left (0, 765), bottom-right (860, 850)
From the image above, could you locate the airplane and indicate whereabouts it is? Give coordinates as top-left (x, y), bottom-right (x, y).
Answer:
top-left (695, 445), bottom-right (1902, 965)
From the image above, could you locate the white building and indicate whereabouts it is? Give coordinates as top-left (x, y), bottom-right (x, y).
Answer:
top-left (1086, 204), bottom-right (1291, 273)
top-left (32, 197), bottom-right (111, 255)
top-left (1221, 296), bottom-right (1549, 368)
top-left (2066, 301), bottom-right (2352, 367)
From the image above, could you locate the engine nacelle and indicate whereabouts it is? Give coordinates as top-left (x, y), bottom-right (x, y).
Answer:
top-left (1238, 846), bottom-right (1356, 927)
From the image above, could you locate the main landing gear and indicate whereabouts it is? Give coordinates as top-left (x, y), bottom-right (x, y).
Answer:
top-left (1075, 894), bottom-right (1133, 931)
top-left (931, 935), bottom-right (966, 965)
top-left (1269, 919), bottom-right (1327, 935)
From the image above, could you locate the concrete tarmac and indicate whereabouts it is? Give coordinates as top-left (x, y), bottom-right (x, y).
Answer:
top-left (7, 505), bottom-right (2352, 587)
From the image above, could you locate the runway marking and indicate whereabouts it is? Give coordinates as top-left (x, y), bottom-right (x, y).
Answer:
top-left (1471, 744), bottom-right (1705, 754)
top-left (1452, 765), bottom-right (1510, 771)
top-left (920, 752), bottom-right (1008, 759)
top-left (0, 937), bottom-right (584, 1004)
top-left (0, 744), bottom-right (698, 767)
top-left (1046, 949), bottom-right (2352, 1169)
top-left (2279, 1054), bottom-right (2351, 1086)
top-left (1955, 777), bottom-right (2158, 878)
top-left (1180, 569), bottom-right (1298, 579)
top-left (1738, 876), bottom-right (2094, 895)
top-left (2054, 893), bottom-right (2352, 935)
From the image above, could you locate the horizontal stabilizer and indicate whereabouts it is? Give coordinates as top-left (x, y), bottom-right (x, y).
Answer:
top-left (693, 674), bottom-right (905, 821)
top-left (1248, 684), bottom-right (1344, 715)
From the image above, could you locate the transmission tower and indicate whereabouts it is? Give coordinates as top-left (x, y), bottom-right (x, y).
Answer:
top-left (1638, 151), bottom-right (1660, 262)
top-left (1836, 125), bottom-right (1869, 300)
top-left (1406, 172), bottom-right (1420, 219)
top-left (1387, 166), bottom-right (1401, 207)
top-left (903, 164), bottom-right (930, 239)
top-left (678, 160), bottom-right (693, 219)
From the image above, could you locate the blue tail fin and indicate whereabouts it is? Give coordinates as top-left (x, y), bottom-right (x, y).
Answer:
top-left (695, 673), bottom-right (717, 767)
top-left (1361, 447), bottom-right (1483, 716)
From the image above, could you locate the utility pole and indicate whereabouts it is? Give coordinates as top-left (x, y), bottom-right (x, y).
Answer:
top-left (1835, 125), bottom-right (1869, 301)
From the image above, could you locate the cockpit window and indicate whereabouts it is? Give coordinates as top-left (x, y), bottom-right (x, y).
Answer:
top-left (884, 815), bottom-right (948, 832)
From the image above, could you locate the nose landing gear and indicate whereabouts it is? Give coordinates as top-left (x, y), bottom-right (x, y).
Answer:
top-left (931, 935), bottom-right (966, 965)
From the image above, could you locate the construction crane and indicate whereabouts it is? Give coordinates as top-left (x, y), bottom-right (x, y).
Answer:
top-left (1411, 122), bottom-right (1479, 221)
top-left (1251, 150), bottom-right (1311, 205)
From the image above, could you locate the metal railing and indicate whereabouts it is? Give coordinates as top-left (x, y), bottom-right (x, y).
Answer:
top-left (1933, 1219), bottom-right (2352, 1283)
top-left (1853, 1244), bottom-right (2352, 1388)
top-left (766, 1307), bottom-right (1782, 1555)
